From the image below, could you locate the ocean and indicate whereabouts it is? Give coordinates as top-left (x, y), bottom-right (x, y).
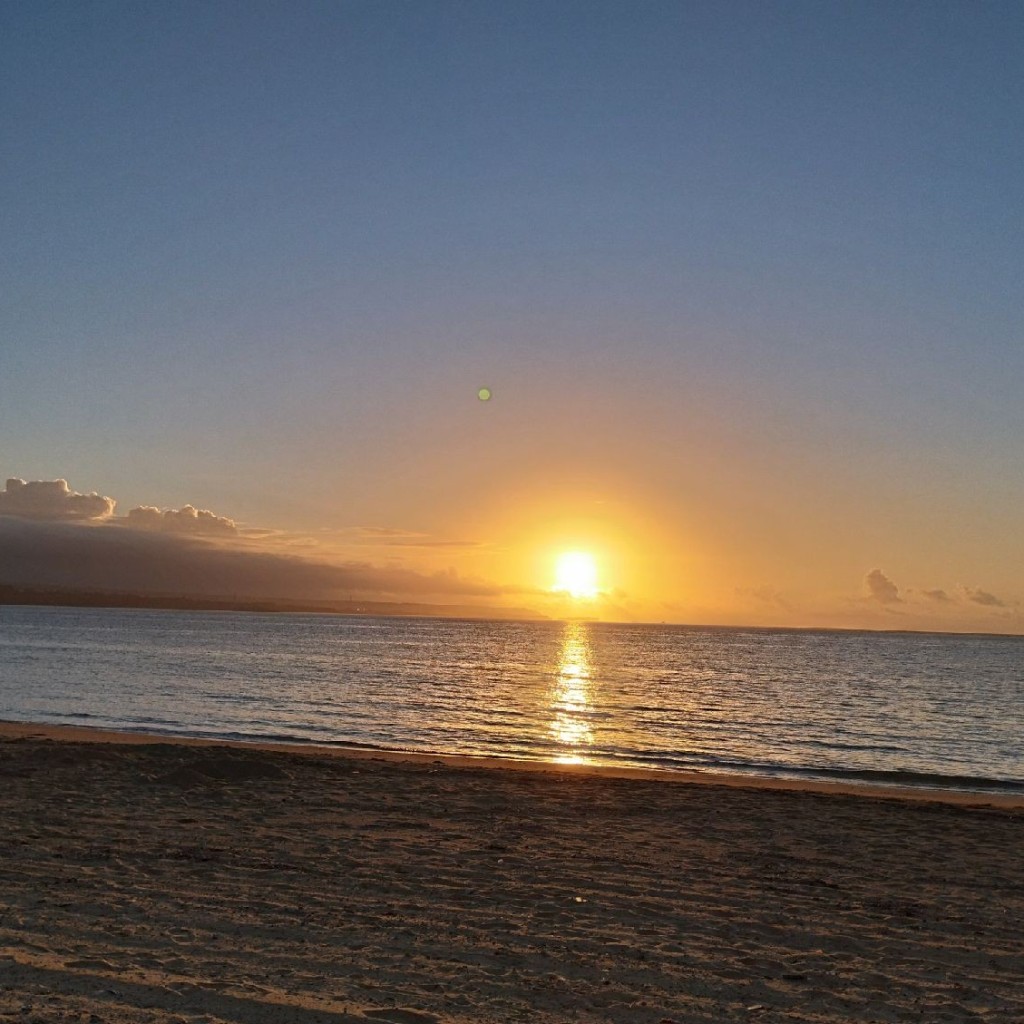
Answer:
top-left (1, 605), bottom-right (1022, 793)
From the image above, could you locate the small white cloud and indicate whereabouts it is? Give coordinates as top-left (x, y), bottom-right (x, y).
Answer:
top-left (126, 504), bottom-right (237, 536)
top-left (864, 568), bottom-right (901, 605)
top-left (0, 478), bottom-right (115, 521)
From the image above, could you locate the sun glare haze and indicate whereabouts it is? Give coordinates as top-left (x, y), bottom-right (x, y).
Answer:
top-left (553, 552), bottom-right (600, 600)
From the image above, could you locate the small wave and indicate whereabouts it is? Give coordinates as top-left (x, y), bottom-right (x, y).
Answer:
top-left (760, 763), bottom-right (1024, 793)
top-left (624, 750), bottom-right (1024, 793)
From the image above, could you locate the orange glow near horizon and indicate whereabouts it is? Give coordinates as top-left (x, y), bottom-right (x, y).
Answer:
top-left (552, 551), bottom-right (600, 599)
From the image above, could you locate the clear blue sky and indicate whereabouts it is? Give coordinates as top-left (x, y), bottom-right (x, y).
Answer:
top-left (2, 1), bottom-right (1022, 625)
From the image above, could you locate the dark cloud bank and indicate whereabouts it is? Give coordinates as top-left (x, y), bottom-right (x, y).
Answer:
top-left (0, 474), bottom-right (524, 604)
top-left (0, 517), bottom-right (520, 602)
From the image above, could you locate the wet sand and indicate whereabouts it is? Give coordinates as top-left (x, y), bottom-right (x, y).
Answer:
top-left (1, 722), bottom-right (1022, 1023)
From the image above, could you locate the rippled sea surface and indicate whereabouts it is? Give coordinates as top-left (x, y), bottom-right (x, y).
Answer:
top-left (1, 606), bottom-right (1022, 791)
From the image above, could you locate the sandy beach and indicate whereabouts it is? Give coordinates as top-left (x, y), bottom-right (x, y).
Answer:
top-left (1, 724), bottom-right (1022, 1023)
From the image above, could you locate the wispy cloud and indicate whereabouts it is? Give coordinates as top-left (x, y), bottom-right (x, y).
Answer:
top-left (893, 580), bottom-right (1016, 615)
top-left (347, 526), bottom-right (482, 549)
top-left (735, 586), bottom-right (791, 610)
top-left (958, 585), bottom-right (1008, 609)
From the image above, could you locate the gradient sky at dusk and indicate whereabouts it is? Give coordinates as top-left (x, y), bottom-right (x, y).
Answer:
top-left (2, 1), bottom-right (1022, 630)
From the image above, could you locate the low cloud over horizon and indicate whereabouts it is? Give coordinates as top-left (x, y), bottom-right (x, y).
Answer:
top-left (1, 478), bottom-right (1017, 624)
top-left (864, 568), bottom-right (902, 605)
top-left (865, 568), bottom-right (1015, 618)
top-left (0, 477), bottom-right (527, 604)
top-left (0, 516), bottom-right (528, 603)
top-left (958, 585), bottom-right (1008, 609)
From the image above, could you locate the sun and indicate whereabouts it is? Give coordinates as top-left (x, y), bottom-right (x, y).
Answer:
top-left (553, 551), bottom-right (599, 600)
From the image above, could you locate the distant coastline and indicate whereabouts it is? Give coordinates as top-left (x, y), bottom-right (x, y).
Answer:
top-left (4, 583), bottom-right (1023, 637)
top-left (0, 582), bottom-right (545, 622)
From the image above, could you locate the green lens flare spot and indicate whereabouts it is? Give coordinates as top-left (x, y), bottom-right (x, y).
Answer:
top-left (477, 387), bottom-right (492, 401)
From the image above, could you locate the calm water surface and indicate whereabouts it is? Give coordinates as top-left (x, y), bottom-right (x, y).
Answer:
top-left (1, 606), bottom-right (1022, 792)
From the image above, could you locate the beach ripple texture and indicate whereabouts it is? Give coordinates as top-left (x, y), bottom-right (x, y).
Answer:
top-left (1, 607), bottom-right (1021, 792)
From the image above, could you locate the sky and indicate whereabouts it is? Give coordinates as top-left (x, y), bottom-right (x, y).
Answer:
top-left (2, 1), bottom-right (1022, 631)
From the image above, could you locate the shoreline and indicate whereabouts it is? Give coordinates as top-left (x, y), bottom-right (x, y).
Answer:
top-left (4, 718), bottom-right (1023, 809)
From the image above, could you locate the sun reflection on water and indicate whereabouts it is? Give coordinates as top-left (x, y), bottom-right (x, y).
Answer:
top-left (549, 621), bottom-right (596, 763)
